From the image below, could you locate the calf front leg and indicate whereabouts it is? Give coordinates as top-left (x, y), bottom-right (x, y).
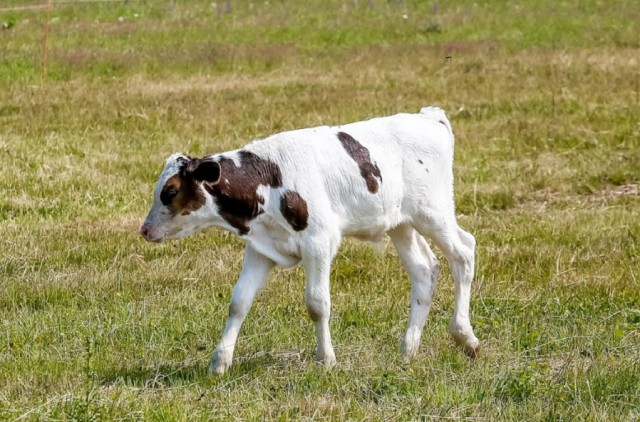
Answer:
top-left (209, 246), bottom-right (274, 375)
top-left (301, 238), bottom-right (338, 368)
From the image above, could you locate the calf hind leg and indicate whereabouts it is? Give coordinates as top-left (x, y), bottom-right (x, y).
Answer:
top-left (388, 224), bottom-right (441, 361)
top-left (413, 217), bottom-right (480, 358)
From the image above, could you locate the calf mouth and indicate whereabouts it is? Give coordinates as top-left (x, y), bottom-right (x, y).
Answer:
top-left (139, 225), bottom-right (166, 243)
top-left (146, 234), bottom-right (166, 243)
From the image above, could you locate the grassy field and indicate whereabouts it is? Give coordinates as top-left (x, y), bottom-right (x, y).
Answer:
top-left (1, 0), bottom-right (639, 419)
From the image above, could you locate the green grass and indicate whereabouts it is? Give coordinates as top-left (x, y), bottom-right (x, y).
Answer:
top-left (1, 0), bottom-right (639, 419)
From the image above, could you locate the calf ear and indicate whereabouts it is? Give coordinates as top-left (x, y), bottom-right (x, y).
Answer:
top-left (186, 158), bottom-right (221, 184)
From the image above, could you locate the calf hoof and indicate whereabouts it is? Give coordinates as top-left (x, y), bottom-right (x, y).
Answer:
top-left (450, 323), bottom-right (480, 359)
top-left (315, 352), bottom-right (337, 369)
top-left (400, 326), bottom-right (422, 362)
top-left (464, 343), bottom-right (481, 359)
top-left (208, 348), bottom-right (232, 375)
top-left (400, 343), bottom-right (418, 363)
top-left (451, 334), bottom-right (480, 360)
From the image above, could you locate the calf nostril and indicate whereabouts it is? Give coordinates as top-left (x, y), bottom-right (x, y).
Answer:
top-left (140, 226), bottom-right (149, 238)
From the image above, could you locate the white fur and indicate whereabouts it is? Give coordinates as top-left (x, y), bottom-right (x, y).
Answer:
top-left (142, 107), bottom-right (480, 374)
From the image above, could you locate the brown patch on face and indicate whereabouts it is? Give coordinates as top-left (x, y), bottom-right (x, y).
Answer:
top-left (204, 151), bottom-right (283, 235)
top-left (280, 190), bottom-right (309, 231)
top-left (160, 173), bottom-right (206, 216)
top-left (337, 132), bottom-right (382, 193)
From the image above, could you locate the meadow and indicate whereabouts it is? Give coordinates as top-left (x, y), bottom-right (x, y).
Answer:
top-left (0, 0), bottom-right (639, 419)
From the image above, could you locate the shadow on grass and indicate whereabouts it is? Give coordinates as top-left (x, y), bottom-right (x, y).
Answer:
top-left (98, 362), bottom-right (206, 388)
top-left (96, 353), bottom-right (284, 388)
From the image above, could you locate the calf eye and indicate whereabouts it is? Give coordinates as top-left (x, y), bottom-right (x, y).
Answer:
top-left (161, 187), bottom-right (178, 205)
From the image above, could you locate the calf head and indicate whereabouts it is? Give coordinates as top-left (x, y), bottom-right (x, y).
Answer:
top-left (140, 153), bottom-right (220, 242)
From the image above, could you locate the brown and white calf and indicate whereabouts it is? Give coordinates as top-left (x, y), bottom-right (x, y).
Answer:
top-left (140, 107), bottom-right (480, 374)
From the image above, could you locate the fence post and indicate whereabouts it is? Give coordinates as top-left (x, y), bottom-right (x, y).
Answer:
top-left (42, 0), bottom-right (52, 84)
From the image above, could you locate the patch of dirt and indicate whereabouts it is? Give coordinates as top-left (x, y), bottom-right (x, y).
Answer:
top-left (590, 183), bottom-right (640, 201)
top-left (516, 182), bottom-right (639, 212)
top-left (437, 39), bottom-right (499, 54)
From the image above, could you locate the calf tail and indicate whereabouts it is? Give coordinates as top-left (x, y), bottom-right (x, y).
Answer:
top-left (419, 106), bottom-right (454, 145)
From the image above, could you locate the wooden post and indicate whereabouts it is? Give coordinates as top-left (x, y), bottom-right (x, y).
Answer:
top-left (42, 0), bottom-right (52, 84)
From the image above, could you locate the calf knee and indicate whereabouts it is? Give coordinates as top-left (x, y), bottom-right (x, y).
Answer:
top-left (228, 299), bottom-right (250, 319)
top-left (305, 293), bottom-right (329, 322)
top-left (432, 259), bottom-right (441, 274)
top-left (306, 304), bottom-right (323, 322)
top-left (458, 230), bottom-right (476, 251)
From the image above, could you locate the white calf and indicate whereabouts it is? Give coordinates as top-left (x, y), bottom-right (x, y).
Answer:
top-left (140, 107), bottom-right (480, 374)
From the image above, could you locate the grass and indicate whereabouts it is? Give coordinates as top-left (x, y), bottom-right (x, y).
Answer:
top-left (1, 0), bottom-right (639, 419)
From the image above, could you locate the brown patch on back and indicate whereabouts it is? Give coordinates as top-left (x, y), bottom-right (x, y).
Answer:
top-left (280, 190), bottom-right (309, 231)
top-left (337, 132), bottom-right (382, 193)
top-left (204, 150), bottom-right (283, 235)
top-left (160, 173), bottom-right (206, 216)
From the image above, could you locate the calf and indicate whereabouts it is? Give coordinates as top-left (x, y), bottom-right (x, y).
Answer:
top-left (140, 107), bottom-right (480, 374)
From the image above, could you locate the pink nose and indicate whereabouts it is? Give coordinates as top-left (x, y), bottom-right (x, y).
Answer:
top-left (140, 225), bottom-right (151, 239)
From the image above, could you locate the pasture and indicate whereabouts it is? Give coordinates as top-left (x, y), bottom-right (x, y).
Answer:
top-left (1, 0), bottom-right (639, 419)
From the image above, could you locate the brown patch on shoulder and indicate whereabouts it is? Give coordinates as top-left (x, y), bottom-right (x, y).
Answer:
top-left (160, 173), bottom-right (206, 216)
top-left (337, 132), bottom-right (382, 193)
top-left (280, 190), bottom-right (309, 231)
top-left (204, 150), bottom-right (283, 235)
